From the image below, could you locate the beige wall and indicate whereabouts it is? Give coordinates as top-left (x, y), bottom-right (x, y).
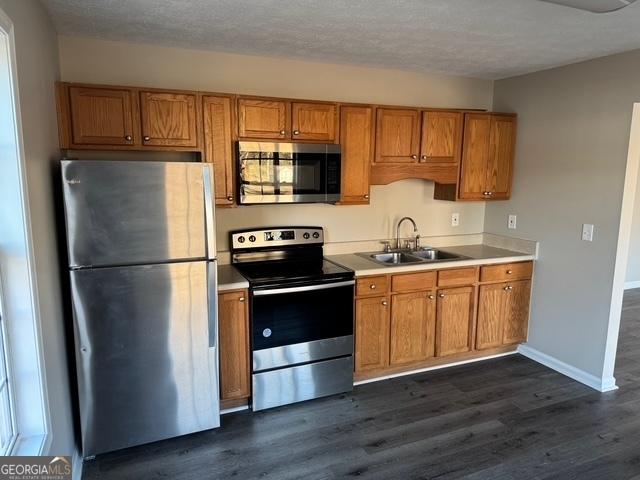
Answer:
top-left (0, 0), bottom-right (74, 457)
top-left (57, 36), bottom-right (493, 249)
top-left (487, 49), bottom-right (640, 381)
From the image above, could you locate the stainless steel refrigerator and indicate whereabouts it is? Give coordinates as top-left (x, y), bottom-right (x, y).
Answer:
top-left (61, 160), bottom-right (220, 458)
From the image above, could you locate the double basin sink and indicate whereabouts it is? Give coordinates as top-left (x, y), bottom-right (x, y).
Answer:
top-left (357, 248), bottom-right (468, 266)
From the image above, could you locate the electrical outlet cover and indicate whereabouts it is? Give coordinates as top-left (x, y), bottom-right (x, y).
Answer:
top-left (508, 214), bottom-right (517, 229)
top-left (451, 213), bottom-right (460, 227)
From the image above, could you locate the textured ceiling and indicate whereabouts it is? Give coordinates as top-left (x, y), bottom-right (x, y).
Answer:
top-left (40, 0), bottom-right (640, 79)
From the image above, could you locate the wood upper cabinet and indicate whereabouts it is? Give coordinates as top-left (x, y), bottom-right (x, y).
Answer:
top-left (66, 85), bottom-right (138, 146)
top-left (389, 291), bottom-right (436, 366)
top-left (374, 108), bottom-right (421, 163)
top-left (476, 280), bottom-right (531, 349)
top-left (355, 296), bottom-right (390, 373)
top-left (435, 286), bottom-right (475, 357)
top-left (237, 98), bottom-right (289, 139)
top-left (203, 95), bottom-right (235, 205)
top-left (458, 113), bottom-right (516, 200)
top-left (420, 111), bottom-right (463, 164)
top-left (219, 290), bottom-right (250, 401)
top-left (292, 102), bottom-right (337, 142)
top-left (340, 106), bottom-right (373, 204)
top-left (139, 91), bottom-right (199, 148)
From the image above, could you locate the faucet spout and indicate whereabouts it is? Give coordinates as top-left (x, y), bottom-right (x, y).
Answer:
top-left (396, 216), bottom-right (418, 250)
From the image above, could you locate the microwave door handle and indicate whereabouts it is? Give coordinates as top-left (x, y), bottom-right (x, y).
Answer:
top-left (252, 280), bottom-right (355, 297)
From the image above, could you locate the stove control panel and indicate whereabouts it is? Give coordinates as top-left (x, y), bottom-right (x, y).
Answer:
top-left (230, 227), bottom-right (324, 250)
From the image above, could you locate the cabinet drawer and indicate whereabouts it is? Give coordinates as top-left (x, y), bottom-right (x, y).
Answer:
top-left (437, 267), bottom-right (478, 287)
top-left (356, 276), bottom-right (388, 296)
top-left (391, 271), bottom-right (436, 293)
top-left (480, 262), bottom-right (533, 283)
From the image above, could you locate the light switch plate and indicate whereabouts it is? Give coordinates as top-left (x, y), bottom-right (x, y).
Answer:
top-left (451, 213), bottom-right (460, 227)
top-left (582, 223), bottom-right (594, 242)
top-left (508, 214), bottom-right (517, 229)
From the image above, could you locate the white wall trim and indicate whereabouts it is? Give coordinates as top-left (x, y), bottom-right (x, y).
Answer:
top-left (354, 350), bottom-right (518, 386)
top-left (624, 280), bottom-right (640, 290)
top-left (518, 344), bottom-right (618, 392)
top-left (603, 103), bottom-right (640, 382)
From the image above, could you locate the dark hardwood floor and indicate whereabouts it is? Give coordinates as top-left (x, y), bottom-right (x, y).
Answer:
top-left (83, 290), bottom-right (640, 479)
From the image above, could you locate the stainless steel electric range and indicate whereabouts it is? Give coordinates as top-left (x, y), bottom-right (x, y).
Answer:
top-left (230, 227), bottom-right (355, 411)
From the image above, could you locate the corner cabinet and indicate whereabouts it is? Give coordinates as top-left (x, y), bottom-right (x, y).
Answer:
top-left (435, 113), bottom-right (517, 201)
top-left (218, 289), bottom-right (250, 406)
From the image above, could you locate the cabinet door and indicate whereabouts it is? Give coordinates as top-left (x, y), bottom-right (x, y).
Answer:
top-left (436, 286), bottom-right (475, 357)
top-left (420, 111), bottom-right (463, 164)
top-left (459, 113), bottom-right (491, 200)
top-left (68, 86), bottom-right (137, 146)
top-left (140, 91), bottom-right (198, 147)
top-left (292, 102), bottom-right (337, 142)
top-left (238, 98), bottom-right (290, 139)
top-left (340, 106), bottom-right (373, 204)
top-left (219, 290), bottom-right (250, 401)
top-left (476, 283), bottom-right (507, 350)
top-left (203, 95), bottom-right (235, 205)
top-left (374, 108), bottom-right (421, 164)
top-left (389, 291), bottom-right (436, 366)
top-left (355, 296), bottom-right (390, 373)
top-left (503, 280), bottom-right (531, 345)
top-left (486, 115), bottom-right (516, 200)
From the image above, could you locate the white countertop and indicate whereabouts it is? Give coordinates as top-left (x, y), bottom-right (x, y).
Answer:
top-left (327, 244), bottom-right (534, 276)
top-left (217, 264), bottom-right (249, 292)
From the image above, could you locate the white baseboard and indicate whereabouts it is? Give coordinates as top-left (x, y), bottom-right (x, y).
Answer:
top-left (517, 344), bottom-right (618, 392)
top-left (72, 448), bottom-right (83, 480)
top-left (354, 350), bottom-right (518, 386)
top-left (624, 280), bottom-right (640, 290)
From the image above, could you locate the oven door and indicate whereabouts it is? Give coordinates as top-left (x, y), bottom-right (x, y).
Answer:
top-left (251, 280), bottom-right (354, 371)
top-left (238, 142), bottom-right (341, 204)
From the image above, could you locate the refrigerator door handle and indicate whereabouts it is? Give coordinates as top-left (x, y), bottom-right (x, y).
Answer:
top-left (203, 164), bottom-right (217, 260)
top-left (208, 261), bottom-right (218, 349)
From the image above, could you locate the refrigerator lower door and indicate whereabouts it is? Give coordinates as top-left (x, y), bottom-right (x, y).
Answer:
top-left (71, 261), bottom-right (219, 457)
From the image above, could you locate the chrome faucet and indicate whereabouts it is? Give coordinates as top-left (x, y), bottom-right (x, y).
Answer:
top-left (396, 216), bottom-right (419, 250)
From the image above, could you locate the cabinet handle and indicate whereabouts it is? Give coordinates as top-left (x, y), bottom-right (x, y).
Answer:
top-left (482, 191), bottom-right (489, 196)
top-left (488, 192), bottom-right (494, 196)
top-left (428, 295), bottom-right (435, 300)
top-left (227, 195), bottom-right (234, 201)
top-left (381, 300), bottom-right (388, 306)
top-left (143, 135), bottom-right (150, 141)
top-left (364, 194), bottom-right (370, 199)
top-left (239, 297), bottom-right (246, 302)
top-left (125, 135), bottom-right (132, 141)
top-left (369, 284), bottom-right (377, 289)
top-left (279, 130), bottom-right (286, 136)
top-left (293, 130), bottom-right (300, 135)
top-left (503, 286), bottom-right (513, 291)
top-left (411, 154), bottom-right (418, 160)
top-left (506, 270), bottom-right (513, 275)
top-left (438, 293), bottom-right (445, 298)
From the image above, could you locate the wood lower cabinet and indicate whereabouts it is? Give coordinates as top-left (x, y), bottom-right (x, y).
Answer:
top-left (237, 98), bottom-right (289, 139)
top-left (218, 290), bottom-right (250, 402)
top-left (435, 286), bottom-right (475, 357)
top-left (292, 102), bottom-right (337, 142)
top-left (140, 91), bottom-right (199, 148)
top-left (203, 95), bottom-right (235, 205)
top-left (64, 85), bottom-right (138, 147)
top-left (389, 291), bottom-right (436, 366)
top-left (339, 106), bottom-right (373, 204)
top-left (355, 296), bottom-right (390, 373)
top-left (502, 280), bottom-right (531, 345)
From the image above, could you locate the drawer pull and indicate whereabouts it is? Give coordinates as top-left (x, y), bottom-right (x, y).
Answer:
top-left (143, 135), bottom-right (150, 141)
top-left (503, 286), bottom-right (513, 291)
top-left (438, 293), bottom-right (445, 298)
top-left (381, 300), bottom-right (388, 306)
top-left (370, 284), bottom-right (376, 289)
top-left (125, 135), bottom-right (132, 141)
top-left (279, 129), bottom-right (286, 135)
top-left (506, 270), bottom-right (513, 274)
top-left (428, 294), bottom-right (435, 300)
top-left (239, 297), bottom-right (246, 302)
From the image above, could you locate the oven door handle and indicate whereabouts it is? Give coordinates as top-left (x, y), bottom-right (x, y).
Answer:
top-left (252, 280), bottom-right (355, 297)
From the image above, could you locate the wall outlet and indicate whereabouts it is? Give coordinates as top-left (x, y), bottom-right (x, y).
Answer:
top-left (582, 223), bottom-right (594, 242)
top-left (451, 212), bottom-right (460, 227)
top-left (508, 214), bottom-right (517, 229)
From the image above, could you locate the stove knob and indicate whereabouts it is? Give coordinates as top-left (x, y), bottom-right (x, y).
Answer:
top-left (249, 235), bottom-right (256, 242)
top-left (237, 236), bottom-right (245, 244)
top-left (312, 232), bottom-right (320, 239)
top-left (303, 232), bottom-right (310, 239)
top-left (262, 328), bottom-right (272, 338)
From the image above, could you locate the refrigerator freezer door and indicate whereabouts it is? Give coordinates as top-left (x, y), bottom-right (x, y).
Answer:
top-left (62, 161), bottom-right (212, 268)
top-left (70, 261), bottom-right (220, 457)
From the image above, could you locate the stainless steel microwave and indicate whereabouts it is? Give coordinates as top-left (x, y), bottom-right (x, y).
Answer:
top-left (237, 142), bottom-right (341, 204)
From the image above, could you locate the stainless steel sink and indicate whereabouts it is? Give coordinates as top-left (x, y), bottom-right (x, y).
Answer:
top-left (358, 248), bottom-right (467, 266)
top-left (369, 252), bottom-right (423, 265)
